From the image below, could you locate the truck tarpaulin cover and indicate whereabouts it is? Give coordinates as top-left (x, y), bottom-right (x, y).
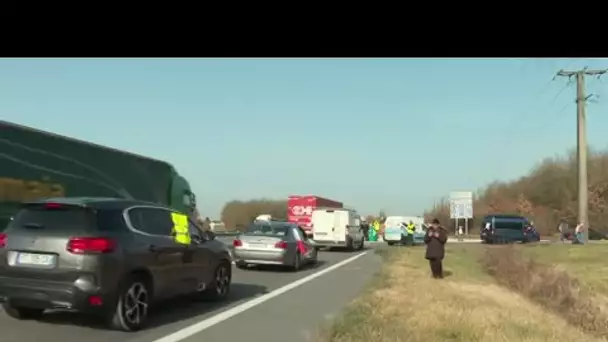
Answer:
top-left (0, 121), bottom-right (177, 229)
top-left (287, 195), bottom-right (343, 231)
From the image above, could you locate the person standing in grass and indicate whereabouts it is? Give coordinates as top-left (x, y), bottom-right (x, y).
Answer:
top-left (425, 218), bottom-right (448, 279)
top-left (574, 221), bottom-right (585, 244)
top-left (558, 220), bottom-right (568, 243)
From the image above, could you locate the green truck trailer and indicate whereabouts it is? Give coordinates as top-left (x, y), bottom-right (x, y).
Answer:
top-left (0, 120), bottom-right (197, 230)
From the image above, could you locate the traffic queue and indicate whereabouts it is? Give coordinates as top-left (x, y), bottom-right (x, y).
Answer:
top-left (231, 209), bottom-right (428, 272)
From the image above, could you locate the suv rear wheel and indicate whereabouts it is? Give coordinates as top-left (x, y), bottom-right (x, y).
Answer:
top-left (198, 262), bottom-right (231, 301)
top-left (346, 237), bottom-right (354, 251)
top-left (356, 236), bottom-right (365, 250)
top-left (109, 274), bottom-right (150, 331)
top-left (2, 304), bottom-right (44, 320)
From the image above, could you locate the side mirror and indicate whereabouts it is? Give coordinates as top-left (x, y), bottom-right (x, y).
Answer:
top-left (205, 231), bottom-right (216, 240)
top-left (192, 235), bottom-right (204, 244)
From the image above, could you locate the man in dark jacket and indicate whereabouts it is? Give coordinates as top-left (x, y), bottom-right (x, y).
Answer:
top-left (360, 219), bottom-right (370, 241)
top-left (424, 218), bottom-right (448, 279)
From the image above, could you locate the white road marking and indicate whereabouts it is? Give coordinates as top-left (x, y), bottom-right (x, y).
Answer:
top-left (152, 251), bottom-right (369, 342)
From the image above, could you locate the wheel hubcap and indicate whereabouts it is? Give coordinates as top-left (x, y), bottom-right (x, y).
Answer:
top-left (123, 282), bottom-right (148, 325)
top-left (215, 266), bottom-right (229, 296)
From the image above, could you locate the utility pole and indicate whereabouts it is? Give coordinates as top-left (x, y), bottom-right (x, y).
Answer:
top-left (556, 67), bottom-right (607, 243)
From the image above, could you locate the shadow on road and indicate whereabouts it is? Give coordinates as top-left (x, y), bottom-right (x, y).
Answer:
top-left (147, 283), bottom-right (268, 329)
top-left (245, 260), bottom-right (327, 273)
top-left (322, 246), bottom-right (375, 253)
top-left (35, 283), bottom-right (268, 331)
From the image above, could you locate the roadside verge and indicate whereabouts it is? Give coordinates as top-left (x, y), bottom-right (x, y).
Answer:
top-left (317, 245), bottom-right (603, 342)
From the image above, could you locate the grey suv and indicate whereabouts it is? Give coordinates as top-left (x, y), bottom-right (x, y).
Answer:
top-left (0, 197), bottom-right (232, 331)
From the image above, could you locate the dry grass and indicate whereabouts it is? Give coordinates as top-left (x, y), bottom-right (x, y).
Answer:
top-left (522, 243), bottom-right (608, 295)
top-left (318, 245), bottom-right (601, 342)
top-left (481, 244), bottom-right (608, 337)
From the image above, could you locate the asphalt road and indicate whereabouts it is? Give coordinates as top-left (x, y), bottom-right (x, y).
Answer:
top-left (0, 244), bottom-right (381, 342)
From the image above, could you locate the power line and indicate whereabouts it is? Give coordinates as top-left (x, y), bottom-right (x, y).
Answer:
top-left (556, 67), bottom-right (608, 243)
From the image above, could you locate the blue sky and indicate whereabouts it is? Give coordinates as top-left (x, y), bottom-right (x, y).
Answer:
top-left (1, 58), bottom-right (607, 218)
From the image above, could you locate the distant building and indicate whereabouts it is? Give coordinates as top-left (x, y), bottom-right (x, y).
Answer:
top-left (209, 220), bottom-right (227, 232)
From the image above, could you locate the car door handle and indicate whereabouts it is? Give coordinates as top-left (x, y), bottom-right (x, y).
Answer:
top-left (148, 244), bottom-right (157, 252)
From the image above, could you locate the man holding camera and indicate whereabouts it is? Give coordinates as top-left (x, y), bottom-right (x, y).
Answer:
top-left (424, 218), bottom-right (448, 279)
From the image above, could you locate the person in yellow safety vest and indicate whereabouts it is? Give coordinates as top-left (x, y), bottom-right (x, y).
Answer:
top-left (373, 220), bottom-right (380, 232)
top-left (406, 220), bottom-right (416, 235)
top-left (405, 220), bottom-right (416, 245)
top-left (171, 212), bottom-right (191, 245)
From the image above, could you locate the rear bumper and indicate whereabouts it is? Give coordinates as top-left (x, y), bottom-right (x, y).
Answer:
top-left (233, 249), bottom-right (288, 265)
top-left (384, 233), bottom-right (424, 242)
top-left (482, 236), bottom-right (529, 244)
top-left (314, 240), bottom-right (348, 247)
top-left (383, 234), bottom-right (402, 242)
top-left (0, 276), bottom-right (112, 313)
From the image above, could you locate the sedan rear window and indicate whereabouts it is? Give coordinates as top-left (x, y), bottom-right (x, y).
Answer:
top-left (7, 206), bottom-right (97, 233)
top-left (244, 222), bottom-right (288, 236)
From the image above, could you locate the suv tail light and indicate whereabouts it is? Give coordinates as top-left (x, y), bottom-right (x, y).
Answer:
top-left (274, 241), bottom-right (288, 249)
top-left (0, 233), bottom-right (7, 248)
top-left (233, 239), bottom-right (243, 247)
top-left (67, 237), bottom-right (116, 254)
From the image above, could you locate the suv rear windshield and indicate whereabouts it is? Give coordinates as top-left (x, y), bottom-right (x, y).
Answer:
top-left (7, 205), bottom-right (98, 233)
top-left (492, 220), bottom-right (524, 230)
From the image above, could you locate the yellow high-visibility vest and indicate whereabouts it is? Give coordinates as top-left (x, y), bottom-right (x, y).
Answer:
top-left (373, 221), bottom-right (380, 231)
top-left (406, 223), bottom-right (415, 234)
top-left (171, 212), bottom-right (191, 245)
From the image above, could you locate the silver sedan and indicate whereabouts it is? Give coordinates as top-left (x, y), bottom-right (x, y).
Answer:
top-left (232, 220), bottom-right (318, 271)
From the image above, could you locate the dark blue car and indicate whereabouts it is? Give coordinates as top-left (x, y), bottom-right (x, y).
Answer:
top-left (480, 214), bottom-right (540, 244)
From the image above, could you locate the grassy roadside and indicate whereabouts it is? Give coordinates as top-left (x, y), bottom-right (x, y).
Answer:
top-left (521, 244), bottom-right (608, 295)
top-left (481, 244), bottom-right (608, 337)
top-left (318, 245), bottom-right (604, 342)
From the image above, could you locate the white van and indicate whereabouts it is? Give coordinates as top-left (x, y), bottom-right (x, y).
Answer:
top-left (311, 208), bottom-right (365, 250)
top-left (384, 216), bottom-right (425, 245)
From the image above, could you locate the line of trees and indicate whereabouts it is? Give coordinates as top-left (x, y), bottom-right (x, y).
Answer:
top-left (219, 200), bottom-right (388, 232)
top-left (218, 147), bottom-right (607, 237)
top-left (423, 148), bottom-right (608, 236)
top-left (221, 199), bottom-right (288, 231)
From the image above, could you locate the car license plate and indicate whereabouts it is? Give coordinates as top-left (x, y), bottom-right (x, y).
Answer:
top-left (16, 253), bottom-right (55, 266)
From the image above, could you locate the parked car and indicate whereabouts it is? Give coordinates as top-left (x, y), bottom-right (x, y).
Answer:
top-left (480, 214), bottom-right (540, 244)
top-left (589, 228), bottom-right (608, 240)
top-left (0, 197), bottom-right (232, 331)
top-left (382, 215), bottom-right (425, 246)
top-left (232, 218), bottom-right (317, 271)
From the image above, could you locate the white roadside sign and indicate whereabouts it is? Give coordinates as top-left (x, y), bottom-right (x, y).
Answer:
top-left (449, 191), bottom-right (473, 219)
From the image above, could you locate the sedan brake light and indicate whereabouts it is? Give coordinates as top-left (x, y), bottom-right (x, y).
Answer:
top-left (274, 241), bottom-right (288, 249)
top-left (0, 233), bottom-right (7, 248)
top-left (233, 239), bottom-right (243, 247)
top-left (45, 203), bottom-right (63, 209)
